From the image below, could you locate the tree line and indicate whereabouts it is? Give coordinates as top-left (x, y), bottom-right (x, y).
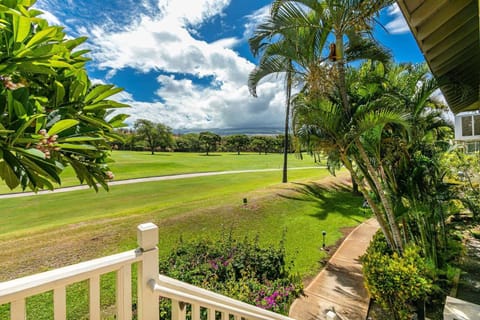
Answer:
top-left (114, 119), bottom-right (293, 155)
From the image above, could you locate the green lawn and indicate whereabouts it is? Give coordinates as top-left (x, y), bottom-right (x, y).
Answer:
top-left (0, 151), bottom-right (365, 319)
top-left (0, 151), bottom-right (321, 194)
top-left (0, 151), bottom-right (362, 279)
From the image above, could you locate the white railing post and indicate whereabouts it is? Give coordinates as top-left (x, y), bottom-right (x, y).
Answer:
top-left (137, 223), bottom-right (159, 320)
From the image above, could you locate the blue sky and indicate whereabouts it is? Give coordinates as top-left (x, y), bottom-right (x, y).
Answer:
top-left (34, 0), bottom-right (428, 131)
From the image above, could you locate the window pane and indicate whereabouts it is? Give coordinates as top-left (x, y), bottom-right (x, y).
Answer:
top-left (474, 115), bottom-right (480, 136)
top-left (462, 116), bottom-right (473, 136)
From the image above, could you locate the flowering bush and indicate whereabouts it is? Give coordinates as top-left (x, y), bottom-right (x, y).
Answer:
top-left (158, 232), bottom-right (303, 317)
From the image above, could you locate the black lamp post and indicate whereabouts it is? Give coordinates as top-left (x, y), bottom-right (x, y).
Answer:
top-left (322, 230), bottom-right (326, 248)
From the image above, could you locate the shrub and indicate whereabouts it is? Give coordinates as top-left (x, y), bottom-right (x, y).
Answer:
top-left (362, 232), bottom-right (432, 320)
top-left (158, 232), bottom-right (303, 316)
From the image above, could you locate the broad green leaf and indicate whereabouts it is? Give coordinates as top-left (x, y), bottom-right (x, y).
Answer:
top-left (85, 85), bottom-right (114, 103)
top-left (108, 113), bottom-right (129, 128)
top-left (0, 160), bottom-right (20, 189)
top-left (25, 26), bottom-right (57, 48)
top-left (17, 4), bottom-right (30, 17)
top-left (13, 99), bottom-right (27, 118)
top-left (11, 113), bottom-right (44, 145)
top-left (49, 59), bottom-right (73, 69)
top-left (0, 152), bottom-right (21, 189)
top-left (69, 80), bottom-right (86, 101)
top-left (54, 80), bottom-right (65, 107)
top-left (17, 62), bottom-right (55, 75)
top-left (63, 36), bottom-right (87, 50)
top-left (78, 114), bottom-right (111, 129)
top-left (35, 115), bottom-right (46, 133)
top-left (108, 113), bottom-right (130, 123)
top-left (12, 13), bottom-right (31, 43)
top-left (59, 136), bottom-right (103, 142)
top-left (18, 147), bottom-right (45, 158)
top-left (71, 49), bottom-right (90, 58)
top-left (31, 43), bottom-right (67, 57)
top-left (104, 131), bottom-right (125, 142)
top-left (83, 102), bottom-right (113, 111)
top-left (56, 143), bottom-right (97, 150)
top-left (47, 119), bottom-right (79, 135)
top-left (19, 0), bottom-right (37, 7)
top-left (93, 87), bottom-right (123, 103)
top-left (106, 100), bottom-right (130, 108)
top-left (13, 148), bottom-right (61, 184)
top-left (27, 9), bottom-right (43, 18)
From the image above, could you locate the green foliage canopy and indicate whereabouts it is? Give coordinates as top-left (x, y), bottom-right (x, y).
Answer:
top-left (134, 119), bottom-right (174, 154)
top-left (0, 0), bottom-right (129, 191)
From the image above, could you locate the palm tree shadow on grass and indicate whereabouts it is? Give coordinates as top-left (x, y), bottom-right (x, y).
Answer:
top-left (279, 181), bottom-right (364, 222)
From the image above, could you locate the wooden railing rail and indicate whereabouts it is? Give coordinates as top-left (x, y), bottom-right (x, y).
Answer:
top-left (0, 222), bottom-right (295, 320)
top-left (0, 222), bottom-right (160, 320)
top-left (149, 275), bottom-right (296, 320)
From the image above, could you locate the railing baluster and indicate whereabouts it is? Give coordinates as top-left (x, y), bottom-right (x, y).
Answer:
top-left (219, 310), bottom-right (226, 320)
top-left (137, 223), bottom-right (159, 320)
top-left (171, 299), bottom-right (186, 320)
top-left (54, 286), bottom-right (66, 320)
top-left (191, 303), bottom-right (200, 320)
top-left (89, 275), bottom-right (101, 320)
top-left (10, 299), bottom-right (25, 320)
top-left (207, 308), bottom-right (215, 320)
top-left (117, 265), bottom-right (132, 320)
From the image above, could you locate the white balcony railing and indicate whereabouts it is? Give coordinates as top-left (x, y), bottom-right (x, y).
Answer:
top-left (0, 223), bottom-right (295, 320)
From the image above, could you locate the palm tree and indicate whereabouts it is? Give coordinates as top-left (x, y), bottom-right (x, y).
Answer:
top-left (249, 26), bottom-right (297, 182)
top-left (381, 63), bottom-right (453, 266)
top-left (293, 61), bottom-right (409, 252)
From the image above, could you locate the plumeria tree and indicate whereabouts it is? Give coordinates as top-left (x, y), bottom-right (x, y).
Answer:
top-left (0, 0), bottom-right (129, 191)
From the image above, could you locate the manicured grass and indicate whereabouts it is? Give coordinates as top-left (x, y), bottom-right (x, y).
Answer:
top-left (0, 167), bottom-right (365, 280)
top-left (0, 172), bottom-right (365, 319)
top-left (0, 151), bottom-right (321, 194)
top-left (0, 169), bottom-right (328, 237)
top-left (0, 151), bottom-right (364, 319)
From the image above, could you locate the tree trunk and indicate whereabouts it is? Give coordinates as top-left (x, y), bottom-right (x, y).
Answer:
top-left (335, 34), bottom-right (350, 115)
top-left (351, 174), bottom-right (360, 194)
top-left (282, 65), bottom-right (293, 183)
top-left (341, 152), bottom-right (395, 249)
top-left (355, 139), bottom-right (403, 254)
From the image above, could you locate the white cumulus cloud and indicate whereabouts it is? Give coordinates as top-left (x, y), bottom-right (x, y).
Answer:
top-left (385, 3), bottom-right (411, 35)
top-left (85, 1), bottom-right (285, 130)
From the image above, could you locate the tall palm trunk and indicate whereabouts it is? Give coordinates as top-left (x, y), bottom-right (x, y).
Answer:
top-left (282, 63), bottom-right (293, 183)
top-left (340, 152), bottom-right (395, 248)
top-left (355, 139), bottom-right (404, 254)
top-left (335, 34), bottom-right (350, 115)
top-left (334, 33), bottom-right (356, 194)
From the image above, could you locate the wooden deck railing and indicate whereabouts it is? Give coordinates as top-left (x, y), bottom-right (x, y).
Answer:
top-left (0, 223), bottom-right (296, 320)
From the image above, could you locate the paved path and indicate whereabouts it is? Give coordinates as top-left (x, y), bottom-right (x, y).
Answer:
top-left (289, 218), bottom-right (380, 320)
top-left (0, 167), bottom-right (320, 199)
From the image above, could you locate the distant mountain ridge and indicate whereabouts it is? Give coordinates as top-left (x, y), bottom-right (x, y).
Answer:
top-left (173, 127), bottom-right (284, 136)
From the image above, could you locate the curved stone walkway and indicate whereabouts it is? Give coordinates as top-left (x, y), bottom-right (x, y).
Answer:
top-left (289, 218), bottom-right (379, 320)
